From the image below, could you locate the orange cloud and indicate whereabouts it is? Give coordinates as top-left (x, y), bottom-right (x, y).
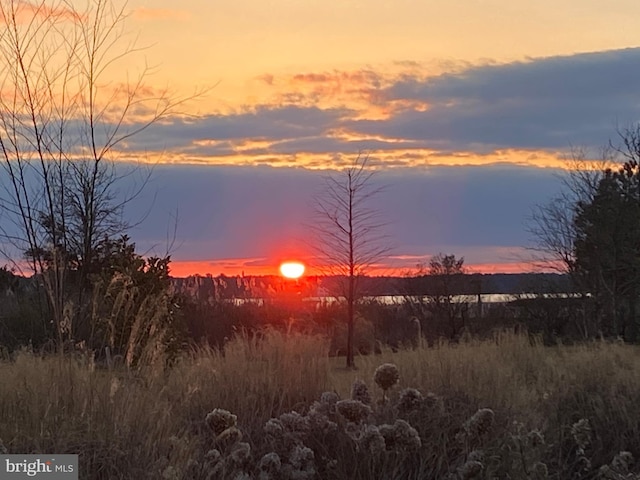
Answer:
top-left (117, 145), bottom-right (579, 171)
top-left (253, 68), bottom-right (415, 119)
top-left (0, 1), bottom-right (80, 25)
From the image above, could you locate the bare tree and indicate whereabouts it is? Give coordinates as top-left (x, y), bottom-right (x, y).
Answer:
top-left (311, 154), bottom-right (390, 368)
top-left (527, 148), bottom-right (614, 273)
top-left (404, 253), bottom-right (471, 339)
top-left (528, 132), bottom-right (640, 339)
top-left (422, 253), bottom-right (468, 340)
top-left (0, 0), bottom-right (191, 349)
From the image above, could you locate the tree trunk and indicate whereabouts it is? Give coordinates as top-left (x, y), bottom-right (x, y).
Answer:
top-left (347, 171), bottom-right (355, 368)
top-left (347, 274), bottom-right (355, 368)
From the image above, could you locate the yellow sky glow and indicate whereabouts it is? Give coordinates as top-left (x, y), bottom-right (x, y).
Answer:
top-left (69, 0), bottom-right (636, 175)
top-left (126, 1), bottom-right (640, 89)
top-left (9, 0), bottom-right (635, 275)
top-left (118, 146), bottom-right (597, 171)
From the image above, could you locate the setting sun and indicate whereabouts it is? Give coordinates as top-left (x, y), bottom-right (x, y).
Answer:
top-left (279, 261), bottom-right (305, 279)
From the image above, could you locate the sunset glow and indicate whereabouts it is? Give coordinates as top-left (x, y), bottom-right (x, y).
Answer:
top-left (8, 0), bottom-right (636, 277)
top-left (279, 262), bottom-right (306, 279)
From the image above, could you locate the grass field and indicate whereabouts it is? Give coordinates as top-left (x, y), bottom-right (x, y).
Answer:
top-left (1, 330), bottom-right (639, 479)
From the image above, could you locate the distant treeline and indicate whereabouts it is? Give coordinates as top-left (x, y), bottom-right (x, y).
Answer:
top-left (0, 266), bottom-right (595, 358)
top-left (169, 272), bottom-right (573, 302)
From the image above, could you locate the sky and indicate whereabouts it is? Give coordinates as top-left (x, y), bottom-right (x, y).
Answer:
top-left (7, 0), bottom-right (640, 276)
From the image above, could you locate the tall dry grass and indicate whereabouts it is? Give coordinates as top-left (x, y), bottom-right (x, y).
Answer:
top-left (0, 330), bottom-right (639, 478)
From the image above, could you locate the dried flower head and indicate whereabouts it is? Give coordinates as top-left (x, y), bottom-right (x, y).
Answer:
top-left (336, 399), bottom-right (372, 423)
top-left (396, 388), bottom-right (423, 415)
top-left (320, 391), bottom-right (339, 405)
top-left (359, 425), bottom-right (386, 455)
top-left (374, 363), bottom-right (400, 391)
top-left (257, 452), bottom-right (282, 478)
top-left (309, 401), bottom-right (327, 417)
top-left (464, 408), bottom-right (494, 437)
top-left (289, 445), bottom-right (315, 469)
top-left (423, 392), bottom-right (445, 414)
top-left (571, 418), bottom-right (591, 450)
top-left (532, 462), bottom-right (548, 479)
top-left (393, 419), bottom-right (422, 451)
top-left (216, 426), bottom-right (243, 446)
top-left (279, 411), bottom-right (310, 435)
top-left (310, 392), bottom-right (339, 417)
top-left (611, 451), bottom-right (634, 474)
top-left (343, 421), bottom-right (363, 442)
top-left (306, 409), bottom-right (338, 435)
top-left (351, 379), bottom-right (372, 405)
top-left (378, 424), bottom-right (396, 449)
top-left (379, 420), bottom-right (421, 452)
top-left (206, 408), bottom-right (237, 435)
top-left (264, 418), bottom-right (285, 440)
top-left (229, 442), bottom-right (251, 465)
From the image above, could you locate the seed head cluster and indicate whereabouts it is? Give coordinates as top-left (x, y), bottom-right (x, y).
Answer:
top-left (229, 442), bottom-right (251, 466)
top-left (264, 418), bottom-right (285, 440)
top-left (374, 363), bottom-right (400, 391)
top-left (359, 424), bottom-right (386, 455)
top-left (336, 399), bottom-right (372, 423)
top-left (396, 387), bottom-right (423, 415)
top-left (166, 363), bottom-right (624, 480)
top-left (215, 426), bottom-right (243, 446)
top-left (464, 408), bottom-right (495, 438)
top-left (206, 408), bottom-right (237, 436)
top-left (379, 419), bottom-right (422, 452)
top-left (571, 418), bottom-right (591, 450)
top-left (532, 461), bottom-right (548, 479)
top-left (611, 451), bottom-right (634, 473)
top-left (351, 379), bottom-right (372, 405)
top-left (279, 411), bottom-right (310, 436)
top-left (257, 452), bottom-right (281, 480)
top-left (320, 391), bottom-right (339, 405)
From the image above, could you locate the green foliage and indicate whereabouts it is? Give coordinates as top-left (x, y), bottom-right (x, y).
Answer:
top-left (86, 236), bottom-right (181, 367)
top-left (573, 160), bottom-right (640, 340)
top-left (0, 267), bottom-right (52, 350)
top-left (4, 234), bottom-right (180, 367)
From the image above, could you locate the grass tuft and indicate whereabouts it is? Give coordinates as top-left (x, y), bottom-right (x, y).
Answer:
top-left (1, 331), bottom-right (639, 478)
